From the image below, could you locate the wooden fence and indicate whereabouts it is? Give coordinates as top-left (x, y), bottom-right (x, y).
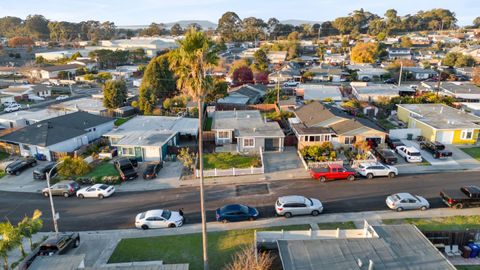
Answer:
top-left (215, 103), bottom-right (279, 113)
top-left (423, 230), bottom-right (480, 247)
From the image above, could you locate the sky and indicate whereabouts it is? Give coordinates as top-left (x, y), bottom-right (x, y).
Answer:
top-left (0, 0), bottom-right (478, 26)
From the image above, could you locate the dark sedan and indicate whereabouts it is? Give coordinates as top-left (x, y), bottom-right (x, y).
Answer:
top-left (215, 204), bottom-right (259, 223)
top-left (143, 162), bottom-right (162, 180)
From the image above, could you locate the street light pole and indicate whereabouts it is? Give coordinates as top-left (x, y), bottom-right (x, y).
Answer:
top-left (46, 160), bottom-right (64, 236)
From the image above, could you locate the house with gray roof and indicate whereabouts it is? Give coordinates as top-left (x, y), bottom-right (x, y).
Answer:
top-left (211, 110), bottom-right (285, 153)
top-left (0, 111), bottom-right (114, 160)
top-left (217, 84), bottom-right (267, 105)
top-left (103, 116), bottom-right (198, 162)
top-left (422, 81), bottom-right (480, 102)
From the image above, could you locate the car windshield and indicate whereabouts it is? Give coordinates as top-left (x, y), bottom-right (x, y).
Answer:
top-left (98, 185), bottom-right (109, 190)
top-left (410, 152), bottom-right (421, 156)
top-left (239, 205), bottom-right (249, 214)
top-left (393, 195), bottom-right (401, 201)
top-left (358, 164), bottom-right (365, 169)
top-left (139, 212), bottom-right (146, 219)
top-left (413, 195), bottom-right (422, 202)
top-left (306, 198), bottom-right (313, 206)
top-left (161, 210), bottom-right (172, 220)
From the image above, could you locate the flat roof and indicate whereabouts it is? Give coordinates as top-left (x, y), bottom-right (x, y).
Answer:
top-left (297, 84), bottom-right (343, 101)
top-left (51, 97), bottom-right (107, 113)
top-left (212, 110), bottom-right (284, 138)
top-left (0, 108), bottom-right (72, 122)
top-left (398, 103), bottom-right (480, 129)
top-left (353, 84), bottom-right (414, 96)
top-left (279, 225), bottom-right (455, 270)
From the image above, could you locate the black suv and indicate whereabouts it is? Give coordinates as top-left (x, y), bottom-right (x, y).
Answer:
top-left (419, 141), bottom-right (453, 159)
top-left (6, 158), bottom-right (37, 175)
top-left (372, 148), bottom-right (398, 165)
top-left (385, 137), bottom-right (405, 150)
top-left (33, 162), bottom-right (56, 180)
top-left (114, 158), bottom-right (138, 181)
top-left (143, 162), bottom-right (163, 180)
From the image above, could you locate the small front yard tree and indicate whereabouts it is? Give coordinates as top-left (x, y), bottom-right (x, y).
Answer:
top-left (57, 156), bottom-right (90, 178)
top-left (103, 79), bottom-right (127, 109)
top-left (177, 148), bottom-right (195, 173)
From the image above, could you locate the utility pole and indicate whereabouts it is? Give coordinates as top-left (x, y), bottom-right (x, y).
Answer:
top-left (46, 160), bottom-right (64, 236)
top-left (436, 71), bottom-right (442, 98)
top-left (398, 62), bottom-right (403, 87)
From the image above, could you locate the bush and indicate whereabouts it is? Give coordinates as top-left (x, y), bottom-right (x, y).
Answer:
top-left (101, 176), bottom-right (121, 185)
top-left (57, 156), bottom-right (90, 177)
top-left (300, 143), bottom-right (336, 162)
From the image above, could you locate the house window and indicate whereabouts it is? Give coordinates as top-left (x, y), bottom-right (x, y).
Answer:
top-left (122, 147), bottom-right (134, 156)
top-left (218, 131), bottom-right (230, 139)
top-left (344, 136), bottom-right (355, 145)
top-left (324, 134), bottom-right (331, 141)
top-left (243, 138), bottom-right (255, 148)
top-left (461, 130), bottom-right (474, 140)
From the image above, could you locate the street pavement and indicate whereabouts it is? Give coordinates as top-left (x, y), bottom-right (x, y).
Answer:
top-left (0, 170), bottom-right (479, 232)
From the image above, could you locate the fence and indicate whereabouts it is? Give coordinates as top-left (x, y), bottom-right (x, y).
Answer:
top-left (196, 147), bottom-right (265, 178)
top-left (215, 103), bottom-right (279, 113)
top-left (423, 230), bottom-right (480, 247)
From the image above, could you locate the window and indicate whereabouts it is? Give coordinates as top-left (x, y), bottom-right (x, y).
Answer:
top-left (344, 136), bottom-right (355, 145)
top-left (461, 129), bottom-right (474, 140)
top-left (243, 138), bottom-right (254, 148)
top-left (218, 131), bottom-right (230, 139)
top-left (122, 147), bottom-right (134, 156)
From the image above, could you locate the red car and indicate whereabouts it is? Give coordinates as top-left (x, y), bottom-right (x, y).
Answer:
top-left (310, 164), bottom-right (356, 182)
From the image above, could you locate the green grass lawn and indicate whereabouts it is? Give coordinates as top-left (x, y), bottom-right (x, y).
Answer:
top-left (317, 221), bottom-right (356, 230)
top-left (114, 117), bottom-right (133, 126)
top-left (108, 224), bottom-right (309, 270)
top-left (456, 266), bottom-right (480, 270)
top-left (203, 152), bottom-right (261, 170)
top-left (0, 151), bottom-right (10, 160)
top-left (461, 147), bottom-right (480, 161)
top-left (204, 117), bottom-right (212, 131)
top-left (383, 216), bottom-right (480, 231)
top-left (377, 118), bottom-right (397, 131)
top-left (84, 162), bottom-right (119, 178)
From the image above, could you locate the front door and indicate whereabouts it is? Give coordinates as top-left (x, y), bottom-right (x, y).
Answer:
top-left (265, 138), bottom-right (274, 151)
top-left (134, 147), bottom-right (143, 161)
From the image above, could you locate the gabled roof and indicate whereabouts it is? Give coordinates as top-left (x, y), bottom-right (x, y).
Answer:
top-left (228, 84), bottom-right (267, 99)
top-left (40, 64), bottom-right (82, 72)
top-left (294, 101), bottom-right (347, 127)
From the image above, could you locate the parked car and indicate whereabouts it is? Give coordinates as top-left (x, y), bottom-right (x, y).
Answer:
top-left (275, 195), bottom-right (323, 218)
top-left (128, 157), bottom-right (138, 167)
top-left (4, 103), bottom-right (21, 113)
top-left (76, 184), bottom-right (115, 199)
top-left (357, 162), bottom-right (398, 179)
top-left (55, 95), bottom-right (69, 101)
top-left (386, 137), bottom-right (405, 150)
top-left (419, 141), bottom-right (453, 159)
top-left (361, 76), bottom-right (371, 82)
top-left (283, 80), bottom-right (299, 87)
top-left (215, 204), bottom-right (259, 223)
top-left (36, 232), bottom-right (80, 256)
top-left (395, 146), bottom-right (423, 163)
top-left (3, 101), bottom-right (18, 107)
top-left (386, 193), bottom-right (430, 211)
top-left (33, 162), bottom-right (56, 180)
top-left (143, 162), bottom-right (162, 180)
top-left (384, 78), bottom-right (397, 84)
top-left (114, 158), bottom-right (138, 181)
top-left (309, 164), bottom-right (356, 182)
top-left (440, 186), bottom-right (480, 209)
top-left (42, 181), bottom-right (80, 197)
top-left (135, 209), bottom-right (184, 229)
top-left (372, 148), bottom-right (398, 165)
top-left (6, 158), bottom-right (37, 175)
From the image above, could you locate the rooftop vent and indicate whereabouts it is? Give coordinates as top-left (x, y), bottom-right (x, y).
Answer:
top-left (357, 258), bottom-right (363, 267)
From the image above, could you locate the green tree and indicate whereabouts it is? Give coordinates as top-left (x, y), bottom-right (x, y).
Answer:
top-left (169, 28), bottom-right (218, 270)
top-left (217, 11), bottom-right (243, 41)
top-left (474, 17), bottom-right (480, 28)
top-left (24, 15), bottom-right (50, 40)
top-left (57, 156), bottom-right (90, 178)
top-left (252, 49), bottom-right (269, 72)
top-left (103, 80), bottom-right (127, 109)
top-left (205, 80), bottom-right (228, 103)
top-left (0, 221), bottom-right (22, 270)
top-left (17, 210), bottom-right (43, 256)
top-left (170, 23), bottom-right (183, 36)
top-left (400, 37), bottom-right (413, 48)
top-left (139, 54), bottom-right (176, 114)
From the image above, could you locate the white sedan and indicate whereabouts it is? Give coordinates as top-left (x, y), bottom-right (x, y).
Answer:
top-left (135, 209), bottom-right (184, 229)
top-left (76, 184), bottom-right (115, 199)
top-left (56, 95), bottom-right (69, 101)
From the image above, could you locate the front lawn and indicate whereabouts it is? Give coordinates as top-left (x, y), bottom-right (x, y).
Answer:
top-left (456, 266), bottom-right (480, 270)
top-left (0, 151), bottom-right (10, 160)
top-left (108, 224), bottom-right (309, 270)
top-left (317, 221), bottom-right (356, 230)
top-left (203, 152), bottom-right (261, 170)
top-left (114, 117), bottom-right (133, 126)
top-left (383, 216), bottom-right (480, 231)
top-left (84, 162), bottom-right (119, 178)
top-left (461, 147), bottom-right (480, 161)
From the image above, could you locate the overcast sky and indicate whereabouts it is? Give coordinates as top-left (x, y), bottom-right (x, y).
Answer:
top-left (0, 0), bottom-right (477, 26)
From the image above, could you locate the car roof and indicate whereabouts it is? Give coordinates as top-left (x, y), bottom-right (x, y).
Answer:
top-left (359, 162), bottom-right (383, 167)
top-left (144, 209), bottom-right (164, 217)
top-left (90, 184), bottom-right (106, 188)
top-left (395, 193), bottom-right (416, 200)
top-left (219, 204), bottom-right (247, 213)
top-left (278, 195), bottom-right (306, 204)
top-left (405, 147), bottom-right (420, 152)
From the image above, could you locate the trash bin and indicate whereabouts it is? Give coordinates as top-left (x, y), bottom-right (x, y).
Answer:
top-left (461, 246), bottom-right (471, 258)
top-left (468, 243), bottom-right (479, 258)
top-left (406, 133), bottom-right (413, 140)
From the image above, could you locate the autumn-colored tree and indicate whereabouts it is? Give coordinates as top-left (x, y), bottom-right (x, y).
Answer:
top-left (225, 246), bottom-right (274, 270)
top-left (400, 36), bottom-right (413, 48)
top-left (350, 42), bottom-right (378, 63)
top-left (473, 67), bottom-right (480, 86)
top-left (254, 72), bottom-right (269, 84)
top-left (232, 66), bottom-right (254, 86)
top-left (387, 59), bottom-right (417, 71)
top-left (7, 36), bottom-right (34, 47)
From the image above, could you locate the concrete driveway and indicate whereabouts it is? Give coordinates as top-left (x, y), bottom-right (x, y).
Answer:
top-left (263, 147), bottom-right (302, 173)
top-left (0, 160), bottom-right (50, 193)
top-left (400, 139), bottom-right (459, 166)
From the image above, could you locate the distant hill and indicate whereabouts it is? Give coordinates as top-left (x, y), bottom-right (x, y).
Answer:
top-left (280, 19), bottom-right (322, 26)
top-left (164, 20), bottom-right (217, 29)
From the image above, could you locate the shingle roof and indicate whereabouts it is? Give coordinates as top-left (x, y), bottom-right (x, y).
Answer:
top-left (40, 64), bottom-right (82, 72)
top-left (294, 101), bottom-right (347, 126)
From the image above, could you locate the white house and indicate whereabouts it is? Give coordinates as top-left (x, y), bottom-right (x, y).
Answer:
top-left (34, 64), bottom-right (82, 80)
top-left (351, 82), bottom-right (415, 102)
top-left (0, 84), bottom-right (51, 100)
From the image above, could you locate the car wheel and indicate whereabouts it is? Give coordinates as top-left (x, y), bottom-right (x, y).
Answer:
top-left (366, 173), bottom-right (374, 179)
top-left (311, 210), bottom-right (320, 216)
top-left (78, 194), bottom-right (84, 199)
top-left (420, 206), bottom-right (427, 211)
top-left (73, 238), bottom-right (80, 248)
top-left (249, 217), bottom-right (255, 221)
top-left (347, 175), bottom-right (355, 181)
top-left (388, 172), bottom-right (395, 179)
top-left (396, 207), bottom-right (403, 212)
top-left (141, 224), bottom-right (149, 230)
top-left (98, 194), bottom-right (104, 199)
top-left (319, 176), bottom-right (326, 182)
top-left (454, 203), bottom-right (464, 209)
top-left (43, 192), bottom-right (49, 197)
top-left (63, 192), bottom-right (69, 198)
top-left (31, 162), bottom-right (36, 167)
top-left (284, 212), bottom-right (292, 218)
top-left (222, 219), bottom-right (228, 224)
top-left (404, 157), bottom-right (408, 162)
top-left (15, 171), bottom-right (19, 176)
top-left (168, 223), bottom-right (176, 228)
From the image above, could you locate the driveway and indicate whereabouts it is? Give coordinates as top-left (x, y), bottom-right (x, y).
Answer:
top-left (263, 147), bottom-right (303, 173)
top-left (400, 139), bottom-right (462, 166)
top-left (0, 160), bottom-right (50, 193)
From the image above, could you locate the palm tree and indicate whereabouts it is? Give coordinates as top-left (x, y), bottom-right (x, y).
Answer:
top-left (169, 29), bottom-right (218, 270)
top-left (0, 221), bottom-right (22, 270)
top-left (18, 210), bottom-right (43, 252)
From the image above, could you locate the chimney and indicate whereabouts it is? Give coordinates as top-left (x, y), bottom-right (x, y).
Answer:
top-left (368, 260), bottom-right (374, 270)
top-left (357, 258), bottom-right (363, 267)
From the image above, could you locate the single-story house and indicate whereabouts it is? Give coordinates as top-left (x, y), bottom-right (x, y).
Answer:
top-left (422, 81), bottom-right (480, 102)
top-left (397, 103), bottom-right (480, 144)
top-left (0, 94), bottom-right (15, 105)
top-left (217, 84), bottom-right (267, 105)
top-left (295, 84), bottom-right (343, 102)
top-left (403, 67), bottom-right (438, 80)
top-left (211, 110), bottom-right (285, 153)
top-left (387, 47), bottom-right (412, 60)
top-left (35, 50), bottom-right (89, 61)
top-left (0, 84), bottom-right (51, 101)
top-left (0, 111), bottom-right (114, 161)
top-left (0, 66), bottom-right (18, 76)
top-left (350, 82), bottom-right (415, 102)
top-left (278, 97), bottom-right (297, 111)
top-left (67, 58), bottom-right (98, 70)
top-left (461, 102), bottom-right (480, 117)
top-left (50, 97), bottom-right (108, 115)
top-left (268, 63), bottom-right (302, 83)
top-left (103, 116), bottom-right (198, 162)
top-left (307, 65), bottom-right (348, 82)
top-left (33, 64), bottom-right (83, 80)
top-left (356, 67), bottom-right (389, 81)
top-left (0, 109), bottom-right (72, 129)
top-left (267, 51), bottom-right (287, 64)
top-left (292, 101), bottom-right (386, 148)
top-left (323, 53), bottom-right (348, 64)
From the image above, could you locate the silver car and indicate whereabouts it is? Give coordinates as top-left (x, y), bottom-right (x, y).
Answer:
top-left (275, 195), bottom-right (323, 218)
top-left (386, 193), bottom-right (430, 212)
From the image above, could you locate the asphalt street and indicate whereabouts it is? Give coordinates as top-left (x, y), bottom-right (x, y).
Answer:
top-left (0, 171), bottom-right (479, 231)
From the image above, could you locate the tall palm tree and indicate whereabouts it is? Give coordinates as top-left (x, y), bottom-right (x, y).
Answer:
top-left (169, 29), bottom-right (218, 270)
top-left (18, 210), bottom-right (43, 251)
top-left (0, 221), bottom-right (22, 270)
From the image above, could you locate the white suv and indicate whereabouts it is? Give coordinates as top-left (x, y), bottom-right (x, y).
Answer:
top-left (396, 146), bottom-right (422, 163)
top-left (357, 162), bottom-right (398, 179)
top-left (4, 103), bottom-right (21, 113)
top-left (283, 81), bottom-right (299, 87)
top-left (275, 195), bottom-right (323, 218)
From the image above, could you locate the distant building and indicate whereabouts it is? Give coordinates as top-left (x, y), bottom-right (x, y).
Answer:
top-left (295, 84), bottom-right (343, 102)
top-left (387, 47), bottom-right (412, 60)
top-left (0, 84), bottom-right (51, 101)
top-left (422, 81), bottom-right (480, 102)
top-left (351, 82), bottom-right (415, 102)
top-left (86, 37), bottom-right (179, 57)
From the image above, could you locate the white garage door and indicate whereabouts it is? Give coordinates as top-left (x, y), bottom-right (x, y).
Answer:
top-left (436, 131), bottom-right (454, 144)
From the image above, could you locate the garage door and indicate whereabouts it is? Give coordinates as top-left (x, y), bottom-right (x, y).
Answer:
top-left (436, 131), bottom-right (454, 144)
